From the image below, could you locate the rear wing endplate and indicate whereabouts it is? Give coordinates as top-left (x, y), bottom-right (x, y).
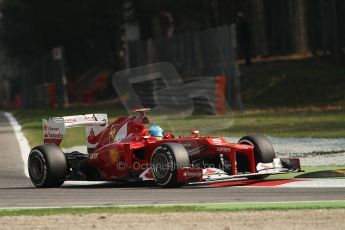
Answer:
top-left (43, 114), bottom-right (108, 148)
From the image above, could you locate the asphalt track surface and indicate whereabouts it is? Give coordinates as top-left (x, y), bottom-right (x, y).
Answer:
top-left (1, 111), bottom-right (345, 208)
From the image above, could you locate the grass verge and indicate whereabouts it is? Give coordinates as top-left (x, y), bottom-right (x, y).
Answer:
top-left (240, 59), bottom-right (345, 107)
top-left (1, 201), bottom-right (345, 216)
top-left (11, 107), bottom-right (345, 148)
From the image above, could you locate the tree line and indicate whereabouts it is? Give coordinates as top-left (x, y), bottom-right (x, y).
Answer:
top-left (0, 0), bottom-right (344, 84)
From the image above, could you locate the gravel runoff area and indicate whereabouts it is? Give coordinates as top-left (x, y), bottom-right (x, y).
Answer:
top-left (1, 209), bottom-right (345, 230)
top-left (64, 137), bottom-right (345, 167)
top-left (229, 137), bottom-right (345, 167)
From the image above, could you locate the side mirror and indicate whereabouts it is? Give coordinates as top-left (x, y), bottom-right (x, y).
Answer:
top-left (143, 135), bottom-right (151, 140)
top-left (192, 130), bottom-right (199, 138)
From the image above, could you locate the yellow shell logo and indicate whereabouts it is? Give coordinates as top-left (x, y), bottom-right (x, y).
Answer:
top-left (336, 170), bottom-right (345, 175)
top-left (109, 148), bottom-right (120, 163)
top-left (110, 129), bottom-right (117, 139)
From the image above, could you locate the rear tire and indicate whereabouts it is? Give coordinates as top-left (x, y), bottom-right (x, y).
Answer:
top-left (28, 145), bottom-right (67, 188)
top-left (151, 143), bottom-right (190, 187)
top-left (238, 135), bottom-right (275, 179)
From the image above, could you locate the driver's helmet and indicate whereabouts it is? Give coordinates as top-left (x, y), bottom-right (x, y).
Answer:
top-left (148, 124), bottom-right (164, 140)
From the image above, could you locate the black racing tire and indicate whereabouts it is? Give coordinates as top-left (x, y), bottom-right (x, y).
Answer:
top-left (238, 135), bottom-right (275, 179)
top-left (150, 143), bottom-right (190, 188)
top-left (28, 145), bottom-right (67, 188)
top-left (238, 135), bottom-right (275, 163)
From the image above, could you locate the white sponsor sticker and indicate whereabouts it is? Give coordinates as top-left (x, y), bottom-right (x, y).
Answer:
top-left (212, 138), bottom-right (222, 145)
top-left (43, 118), bottom-right (65, 141)
top-left (183, 171), bottom-right (202, 177)
top-left (89, 152), bottom-right (99, 160)
top-left (216, 147), bottom-right (231, 152)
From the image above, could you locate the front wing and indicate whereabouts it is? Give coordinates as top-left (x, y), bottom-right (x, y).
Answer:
top-left (140, 157), bottom-right (301, 185)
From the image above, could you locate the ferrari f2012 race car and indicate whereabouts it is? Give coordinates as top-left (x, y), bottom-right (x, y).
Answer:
top-left (28, 109), bottom-right (301, 188)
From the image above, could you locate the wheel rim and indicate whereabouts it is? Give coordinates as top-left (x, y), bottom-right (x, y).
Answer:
top-left (152, 152), bottom-right (170, 179)
top-left (30, 155), bottom-right (44, 180)
top-left (239, 139), bottom-right (254, 147)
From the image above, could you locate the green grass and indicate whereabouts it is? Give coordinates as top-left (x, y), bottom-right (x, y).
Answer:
top-left (12, 107), bottom-right (345, 148)
top-left (212, 110), bottom-right (345, 138)
top-left (241, 59), bottom-right (345, 107)
top-left (1, 201), bottom-right (345, 216)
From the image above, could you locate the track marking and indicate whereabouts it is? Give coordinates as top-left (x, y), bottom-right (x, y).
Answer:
top-left (279, 179), bottom-right (345, 188)
top-left (4, 112), bottom-right (30, 178)
top-left (207, 179), bottom-right (302, 187)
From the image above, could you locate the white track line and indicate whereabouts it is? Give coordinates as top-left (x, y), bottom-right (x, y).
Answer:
top-left (279, 179), bottom-right (345, 188)
top-left (4, 112), bottom-right (30, 178)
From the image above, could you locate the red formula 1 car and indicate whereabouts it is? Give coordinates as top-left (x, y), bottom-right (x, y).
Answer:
top-left (28, 109), bottom-right (301, 188)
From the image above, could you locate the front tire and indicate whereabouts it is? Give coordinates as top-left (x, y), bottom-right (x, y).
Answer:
top-left (150, 143), bottom-right (190, 187)
top-left (28, 145), bottom-right (67, 188)
top-left (238, 134), bottom-right (275, 163)
top-left (238, 134), bottom-right (275, 179)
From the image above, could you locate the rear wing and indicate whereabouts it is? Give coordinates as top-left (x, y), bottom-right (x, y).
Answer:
top-left (43, 114), bottom-right (108, 151)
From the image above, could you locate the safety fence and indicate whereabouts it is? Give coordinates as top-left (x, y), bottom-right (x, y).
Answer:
top-left (31, 82), bottom-right (57, 108)
top-left (14, 48), bottom-right (66, 109)
top-left (16, 25), bottom-right (242, 110)
top-left (126, 25), bottom-right (242, 109)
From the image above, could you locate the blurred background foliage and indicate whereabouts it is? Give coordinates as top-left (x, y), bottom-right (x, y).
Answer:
top-left (0, 0), bottom-right (344, 109)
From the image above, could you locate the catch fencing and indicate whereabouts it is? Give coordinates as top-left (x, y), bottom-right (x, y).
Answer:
top-left (17, 48), bottom-right (65, 109)
top-left (17, 25), bottom-right (242, 110)
top-left (127, 25), bottom-right (242, 109)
